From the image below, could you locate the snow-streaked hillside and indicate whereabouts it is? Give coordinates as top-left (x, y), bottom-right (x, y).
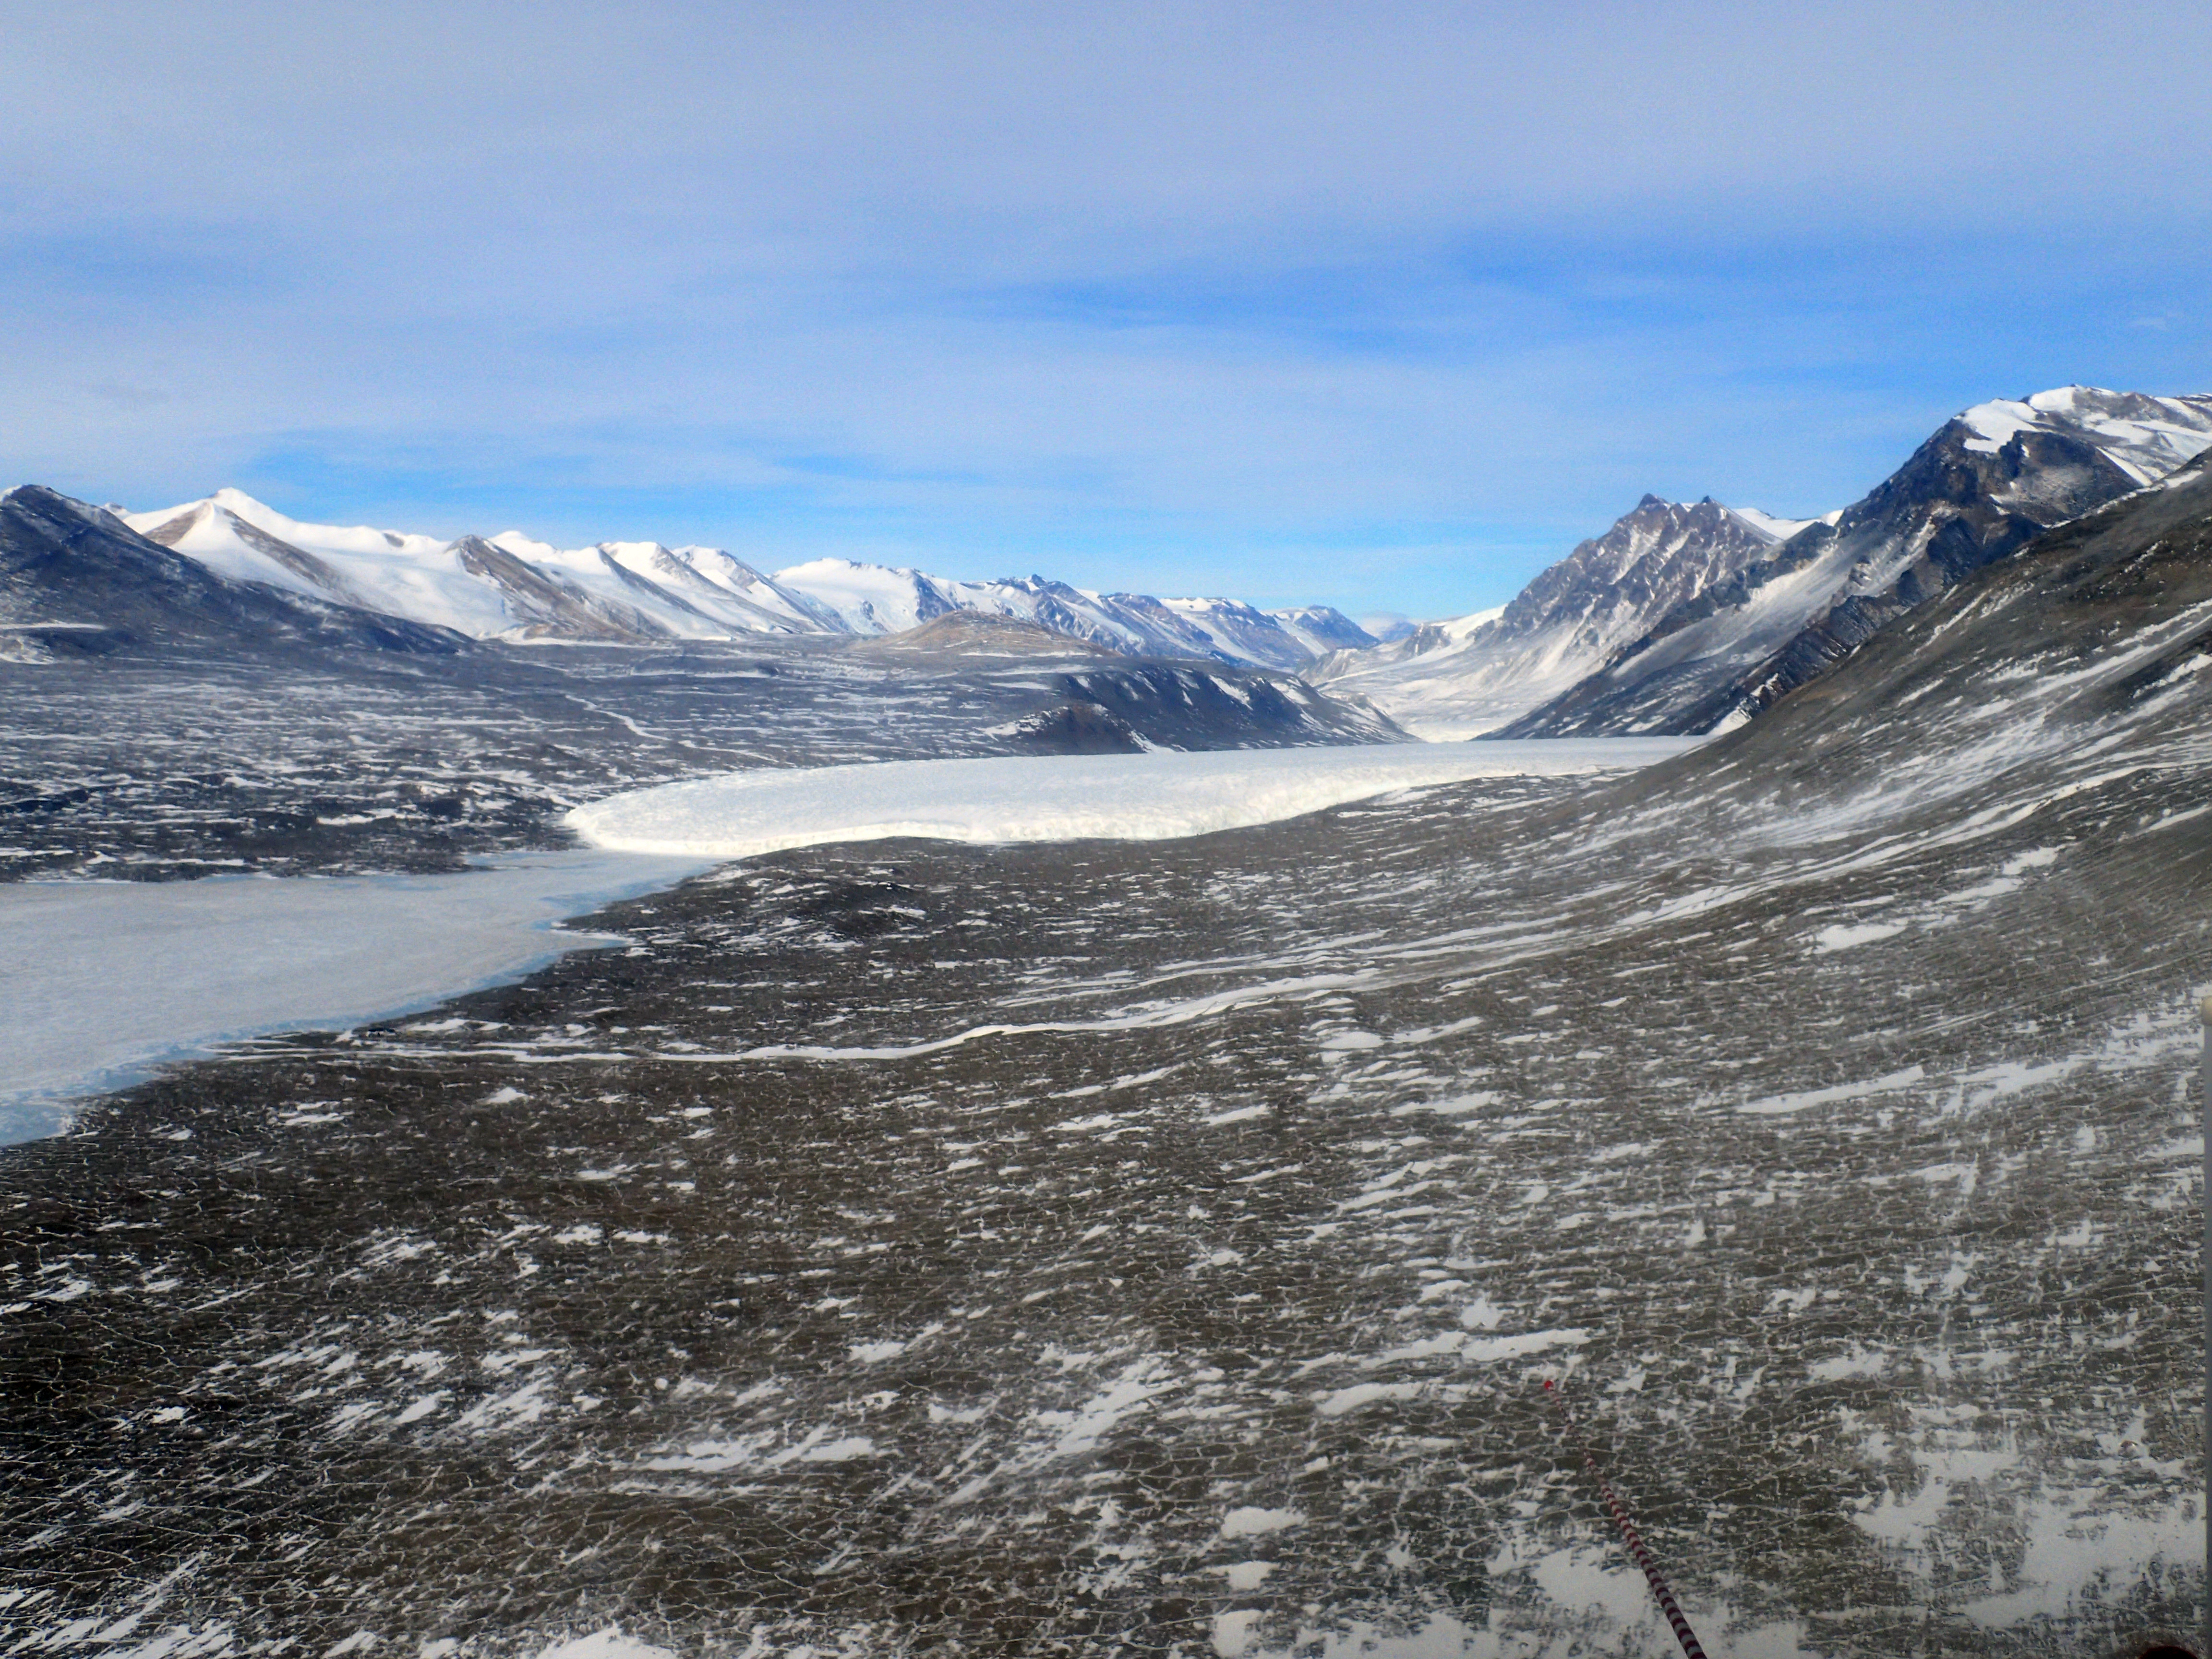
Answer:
top-left (1312, 496), bottom-right (1800, 738)
top-left (1263, 604), bottom-right (1380, 658)
top-left (15, 452), bottom-right (2211, 1657)
top-left (13, 441), bottom-right (2212, 1656)
top-left (496, 533), bottom-right (846, 638)
top-left (1, 485), bottom-right (465, 661)
top-left (125, 491), bottom-right (843, 644)
top-left (120, 493), bottom-right (1367, 667)
top-left (1501, 385), bottom-right (2212, 736)
top-left (1311, 385), bottom-right (2212, 742)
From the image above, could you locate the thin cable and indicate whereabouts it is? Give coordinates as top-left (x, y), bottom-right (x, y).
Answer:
top-left (1544, 1378), bottom-right (1709, 1659)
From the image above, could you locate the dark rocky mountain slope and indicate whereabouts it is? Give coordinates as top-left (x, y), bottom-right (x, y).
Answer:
top-left (1314, 493), bottom-right (1796, 735)
top-left (0, 487), bottom-right (466, 662)
top-left (1501, 385), bottom-right (2212, 736)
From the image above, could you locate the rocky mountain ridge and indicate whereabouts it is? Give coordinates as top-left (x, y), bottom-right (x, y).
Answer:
top-left (0, 486), bottom-right (466, 663)
top-left (1312, 494), bottom-right (1810, 737)
top-left (2, 488), bottom-right (1407, 781)
top-left (1312, 384), bottom-right (2212, 740)
top-left (1498, 385), bottom-right (2212, 735)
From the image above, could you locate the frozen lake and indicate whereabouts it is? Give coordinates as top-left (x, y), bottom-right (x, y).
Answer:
top-left (0, 850), bottom-right (705, 1141)
top-left (4, 741), bottom-right (1690, 1142)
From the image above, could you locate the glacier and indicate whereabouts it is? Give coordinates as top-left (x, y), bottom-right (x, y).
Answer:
top-left (564, 739), bottom-right (1695, 859)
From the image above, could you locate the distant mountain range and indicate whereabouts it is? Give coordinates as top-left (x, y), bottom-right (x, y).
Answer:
top-left (1320, 385), bottom-right (2212, 738)
top-left (0, 489), bottom-right (1411, 756)
top-left (13, 383), bottom-right (2208, 745)
top-left (108, 490), bottom-right (1373, 670)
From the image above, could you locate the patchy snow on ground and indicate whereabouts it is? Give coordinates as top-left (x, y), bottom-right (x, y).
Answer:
top-left (532, 1628), bottom-right (678, 1659)
top-left (565, 739), bottom-right (1695, 859)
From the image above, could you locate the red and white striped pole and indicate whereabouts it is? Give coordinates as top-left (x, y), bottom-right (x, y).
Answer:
top-left (1544, 1378), bottom-right (1709, 1659)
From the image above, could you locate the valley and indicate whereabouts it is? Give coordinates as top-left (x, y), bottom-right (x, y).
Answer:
top-left (1, 408), bottom-right (2208, 1659)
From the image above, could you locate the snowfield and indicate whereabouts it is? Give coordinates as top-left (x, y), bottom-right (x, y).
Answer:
top-left (564, 738), bottom-right (1696, 859)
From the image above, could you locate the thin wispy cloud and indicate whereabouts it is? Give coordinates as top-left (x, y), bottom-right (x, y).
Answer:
top-left (1, 0), bottom-right (2205, 613)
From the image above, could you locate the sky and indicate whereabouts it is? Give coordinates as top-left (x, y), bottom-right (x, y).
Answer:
top-left (1, 1), bottom-right (2207, 621)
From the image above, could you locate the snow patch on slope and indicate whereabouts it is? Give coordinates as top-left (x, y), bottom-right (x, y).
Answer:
top-left (770, 557), bottom-right (954, 635)
top-left (1726, 505), bottom-right (1823, 541)
top-left (1959, 386), bottom-right (2212, 485)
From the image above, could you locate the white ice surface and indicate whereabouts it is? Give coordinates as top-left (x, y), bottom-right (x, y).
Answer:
top-left (565, 740), bottom-right (1695, 860)
top-left (0, 851), bottom-right (701, 1142)
top-left (533, 1630), bottom-right (677, 1659)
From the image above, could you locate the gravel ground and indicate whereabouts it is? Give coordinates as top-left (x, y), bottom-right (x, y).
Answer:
top-left (2, 704), bottom-right (2204, 1656)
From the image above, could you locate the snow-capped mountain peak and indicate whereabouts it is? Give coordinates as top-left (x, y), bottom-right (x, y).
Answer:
top-left (202, 489), bottom-right (450, 561)
top-left (768, 557), bottom-right (957, 635)
top-left (3, 485), bottom-right (465, 660)
top-left (1498, 384), bottom-right (2212, 737)
top-left (107, 493), bottom-right (1358, 667)
top-left (1312, 493), bottom-right (1795, 738)
top-left (1957, 385), bottom-right (2212, 486)
top-left (1317, 385), bottom-right (2212, 744)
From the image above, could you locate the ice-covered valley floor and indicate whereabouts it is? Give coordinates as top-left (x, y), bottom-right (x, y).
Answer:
top-left (2, 598), bottom-right (2207, 1657)
top-left (0, 852), bottom-right (705, 1143)
top-left (0, 636), bottom-right (1399, 886)
top-left (0, 743), bottom-right (1681, 1143)
top-left (565, 740), bottom-right (1692, 859)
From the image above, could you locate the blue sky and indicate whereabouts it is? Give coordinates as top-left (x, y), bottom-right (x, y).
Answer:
top-left (1, 1), bottom-right (2206, 620)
